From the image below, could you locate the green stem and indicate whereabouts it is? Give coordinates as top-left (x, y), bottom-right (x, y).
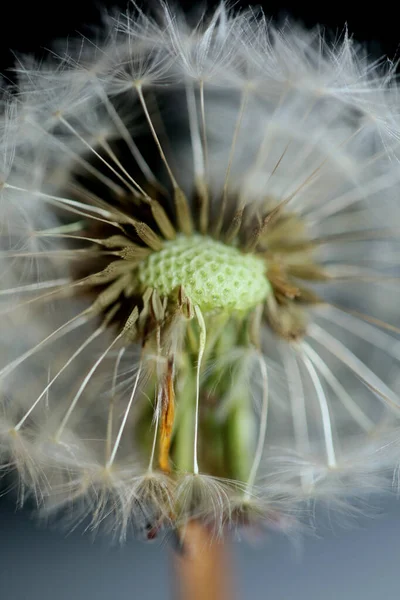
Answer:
top-left (225, 391), bottom-right (256, 483)
top-left (173, 359), bottom-right (196, 473)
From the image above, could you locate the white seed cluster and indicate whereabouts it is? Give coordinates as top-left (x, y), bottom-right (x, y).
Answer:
top-left (1, 1), bottom-right (400, 539)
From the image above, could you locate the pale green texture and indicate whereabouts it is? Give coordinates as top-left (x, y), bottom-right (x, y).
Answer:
top-left (137, 235), bottom-right (271, 312)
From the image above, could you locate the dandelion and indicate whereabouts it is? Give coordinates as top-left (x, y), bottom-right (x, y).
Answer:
top-left (1, 1), bottom-right (400, 596)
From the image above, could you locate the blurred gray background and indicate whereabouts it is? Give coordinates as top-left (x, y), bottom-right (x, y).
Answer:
top-left (1, 496), bottom-right (399, 600)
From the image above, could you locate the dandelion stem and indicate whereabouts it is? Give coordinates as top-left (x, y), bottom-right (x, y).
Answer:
top-left (173, 520), bottom-right (233, 600)
top-left (173, 357), bottom-right (196, 473)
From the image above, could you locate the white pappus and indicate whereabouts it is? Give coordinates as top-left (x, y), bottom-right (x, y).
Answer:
top-left (1, 1), bottom-right (400, 541)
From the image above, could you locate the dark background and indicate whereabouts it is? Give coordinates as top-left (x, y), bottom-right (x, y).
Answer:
top-left (1, 0), bottom-right (400, 69)
top-left (1, 2), bottom-right (400, 599)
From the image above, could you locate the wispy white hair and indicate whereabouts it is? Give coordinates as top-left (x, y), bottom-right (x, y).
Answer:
top-left (1, 1), bottom-right (400, 538)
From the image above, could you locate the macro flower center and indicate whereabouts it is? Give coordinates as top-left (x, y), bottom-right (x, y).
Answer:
top-left (137, 234), bottom-right (271, 312)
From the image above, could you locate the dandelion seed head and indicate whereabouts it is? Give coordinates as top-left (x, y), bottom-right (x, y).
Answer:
top-left (1, 1), bottom-right (400, 540)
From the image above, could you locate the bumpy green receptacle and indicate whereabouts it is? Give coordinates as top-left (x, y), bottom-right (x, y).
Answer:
top-left (138, 234), bottom-right (271, 312)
